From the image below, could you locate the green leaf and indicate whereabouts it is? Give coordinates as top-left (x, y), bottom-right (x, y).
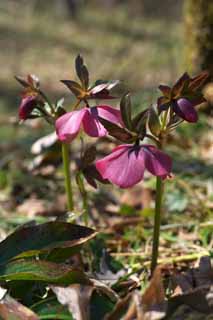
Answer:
top-left (32, 296), bottom-right (72, 320)
top-left (120, 94), bottom-right (132, 130)
top-left (75, 55), bottom-right (89, 90)
top-left (148, 104), bottom-right (161, 137)
top-left (132, 109), bottom-right (148, 135)
top-left (0, 259), bottom-right (90, 284)
top-left (0, 222), bottom-right (97, 264)
top-left (60, 80), bottom-right (85, 99)
top-left (98, 117), bottom-right (134, 143)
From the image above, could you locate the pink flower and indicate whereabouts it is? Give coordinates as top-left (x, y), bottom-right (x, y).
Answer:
top-left (19, 96), bottom-right (37, 120)
top-left (56, 105), bottom-right (122, 143)
top-left (96, 144), bottom-right (172, 188)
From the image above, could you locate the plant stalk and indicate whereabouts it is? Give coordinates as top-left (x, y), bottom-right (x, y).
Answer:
top-left (61, 143), bottom-right (74, 212)
top-left (151, 176), bottom-right (164, 275)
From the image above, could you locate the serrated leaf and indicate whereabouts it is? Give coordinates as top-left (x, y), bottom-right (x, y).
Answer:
top-left (120, 94), bottom-right (132, 130)
top-left (0, 259), bottom-right (90, 284)
top-left (61, 80), bottom-right (85, 99)
top-left (75, 55), bottom-right (89, 90)
top-left (0, 222), bottom-right (97, 264)
top-left (98, 117), bottom-right (134, 143)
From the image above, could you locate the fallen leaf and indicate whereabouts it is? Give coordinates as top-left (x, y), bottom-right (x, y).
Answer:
top-left (0, 295), bottom-right (39, 320)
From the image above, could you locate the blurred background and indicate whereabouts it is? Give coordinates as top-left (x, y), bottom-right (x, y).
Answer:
top-left (0, 0), bottom-right (212, 227)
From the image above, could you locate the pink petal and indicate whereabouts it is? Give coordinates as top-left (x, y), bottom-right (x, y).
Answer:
top-left (82, 105), bottom-right (122, 137)
top-left (142, 145), bottom-right (172, 177)
top-left (96, 145), bottom-right (145, 188)
top-left (82, 107), bottom-right (107, 137)
top-left (55, 108), bottom-right (87, 142)
top-left (97, 105), bottom-right (122, 125)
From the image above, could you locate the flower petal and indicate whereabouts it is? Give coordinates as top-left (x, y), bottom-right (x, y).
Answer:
top-left (143, 145), bottom-right (172, 177)
top-left (173, 98), bottom-right (198, 122)
top-left (82, 105), bottom-right (122, 137)
top-left (82, 107), bottom-right (107, 137)
top-left (97, 105), bottom-right (122, 124)
top-left (56, 108), bottom-right (87, 142)
top-left (19, 96), bottom-right (37, 120)
top-left (96, 145), bottom-right (145, 188)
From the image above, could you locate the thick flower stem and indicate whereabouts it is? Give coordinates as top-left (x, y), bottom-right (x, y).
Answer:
top-left (61, 143), bottom-right (74, 212)
top-left (151, 176), bottom-right (164, 275)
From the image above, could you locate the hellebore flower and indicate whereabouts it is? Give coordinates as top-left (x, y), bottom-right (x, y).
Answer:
top-left (61, 55), bottom-right (119, 101)
top-left (56, 105), bottom-right (122, 143)
top-left (158, 71), bottom-right (209, 123)
top-left (96, 144), bottom-right (172, 188)
top-left (19, 95), bottom-right (37, 120)
top-left (15, 74), bottom-right (41, 120)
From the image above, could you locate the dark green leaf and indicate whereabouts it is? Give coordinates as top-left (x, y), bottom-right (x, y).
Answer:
top-left (132, 109), bottom-right (148, 135)
top-left (0, 222), bottom-right (97, 264)
top-left (120, 94), bottom-right (132, 130)
top-left (75, 55), bottom-right (89, 90)
top-left (0, 259), bottom-right (90, 284)
top-left (98, 117), bottom-right (134, 143)
top-left (32, 296), bottom-right (72, 320)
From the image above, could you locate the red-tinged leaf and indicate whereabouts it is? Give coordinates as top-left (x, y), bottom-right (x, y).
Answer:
top-left (158, 85), bottom-right (171, 98)
top-left (172, 72), bottom-right (190, 97)
top-left (15, 75), bottom-right (29, 88)
top-left (189, 70), bottom-right (209, 91)
top-left (98, 117), bottom-right (134, 143)
top-left (0, 259), bottom-right (90, 284)
top-left (61, 80), bottom-right (86, 99)
top-left (157, 96), bottom-right (170, 109)
top-left (0, 222), bottom-right (97, 264)
top-left (75, 55), bottom-right (89, 90)
top-left (0, 295), bottom-right (39, 320)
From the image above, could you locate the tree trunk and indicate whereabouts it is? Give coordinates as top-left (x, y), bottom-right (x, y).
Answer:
top-left (184, 0), bottom-right (213, 77)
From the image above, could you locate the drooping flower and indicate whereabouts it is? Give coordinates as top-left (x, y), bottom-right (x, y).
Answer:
top-left (18, 95), bottom-right (37, 120)
top-left (158, 71), bottom-right (209, 123)
top-left (56, 105), bottom-right (122, 143)
top-left (96, 144), bottom-right (172, 188)
top-left (15, 74), bottom-right (40, 120)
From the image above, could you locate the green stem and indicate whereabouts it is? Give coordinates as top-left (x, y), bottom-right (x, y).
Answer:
top-left (39, 90), bottom-right (55, 115)
top-left (61, 143), bottom-right (74, 212)
top-left (151, 176), bottom-right (164, 275)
